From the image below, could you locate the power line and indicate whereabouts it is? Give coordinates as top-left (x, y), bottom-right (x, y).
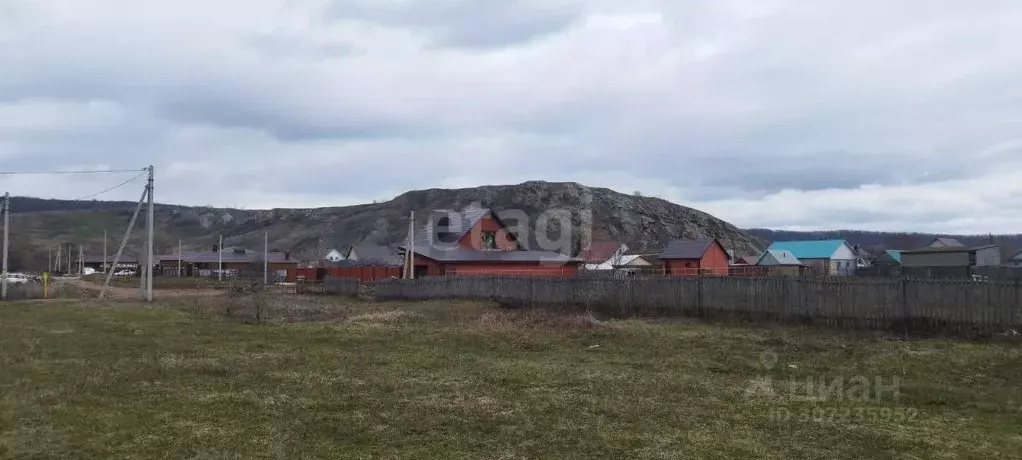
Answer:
top-left (72, 170), bottom-right (148, 201)
top-left (0, 168), bottom-right (146, 176)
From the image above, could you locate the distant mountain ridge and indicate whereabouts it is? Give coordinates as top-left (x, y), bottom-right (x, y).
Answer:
top-left (745, 228), bottom-right (1021, 261)
top-left (3, 181), bottom-right (761, 270)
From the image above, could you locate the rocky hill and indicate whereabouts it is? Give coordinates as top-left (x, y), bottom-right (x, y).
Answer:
top-left (4, 181), bottom-right (763, 270)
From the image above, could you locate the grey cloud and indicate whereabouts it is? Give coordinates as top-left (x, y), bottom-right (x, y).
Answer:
top-left (3, 0), bottom-right (1022, 233)
top-left (326, 0), bottom-right (586, 49)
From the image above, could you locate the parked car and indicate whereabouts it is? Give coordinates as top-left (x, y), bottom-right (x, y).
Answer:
top-left (4, 273), bottom-right (32, 285)
top-left (113, 269), bottom-right (136, 277)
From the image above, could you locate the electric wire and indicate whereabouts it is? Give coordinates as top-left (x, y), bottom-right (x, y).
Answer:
top-left (71, 170), bottom-right (148, 201)
top-left (0, 168), bottom-right (146, 176)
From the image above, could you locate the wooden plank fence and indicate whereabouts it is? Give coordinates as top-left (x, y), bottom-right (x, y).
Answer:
top-left (322, 277), bottom-right (360, 297)
top-left (374, 276), bottom-right (1022, 334)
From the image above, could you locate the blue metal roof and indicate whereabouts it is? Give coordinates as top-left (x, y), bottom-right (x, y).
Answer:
top-left (766, 240), bottom-right (848, 259)
top-left (885, 250), bottom-right (902, 263)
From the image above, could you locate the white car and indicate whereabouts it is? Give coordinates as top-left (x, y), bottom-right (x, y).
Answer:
top-left (4, 273), bottom-right (31, 285)
top-left (113, 269), bottom-right (136, 277)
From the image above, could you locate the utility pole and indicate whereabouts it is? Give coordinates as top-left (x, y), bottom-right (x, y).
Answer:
top-left (177, 238), bottom-right (182, 277)
top-left (66, 245), bottom-right (71, 276)
top-left (145, 165), bottom-right (154, 302)
top-left (78, 245), bottom-right (83, 275)
top-left (2, 192), bottom-right (9, 300)
top-left (56, 244), bottom-right (61, 273)
top-left (409, 211), bottom-right (415, 280)
top-left (263, 232), bottom-right (268, 284)
top-left (100, 187), bottom-right (147, 299)
top-left (103, 230), bottom-right (107, 273)
top-left (218, 234), bottom-right (223, 282)
top-left (404, 210), bottom-right (415, 279)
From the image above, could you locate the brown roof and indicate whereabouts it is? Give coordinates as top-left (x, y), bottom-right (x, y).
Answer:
top-left (931, 237), bottom-right (965, 247)
top-left (660, 238), bottom-right (721, 259)
top-left (577, 241), bottom-right (625, 263)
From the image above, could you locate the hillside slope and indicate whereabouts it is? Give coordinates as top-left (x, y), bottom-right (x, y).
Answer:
top-left (5, 181), bottom-right (762, 270)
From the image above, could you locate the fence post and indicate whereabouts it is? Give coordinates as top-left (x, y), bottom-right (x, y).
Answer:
top-left (901, 278), bottom-right (909, 333)
top-left (696, 276), bottom-right (704, 317)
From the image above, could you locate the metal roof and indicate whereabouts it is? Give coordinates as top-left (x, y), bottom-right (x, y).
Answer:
top-left (885, 250), bottom-right (903, 263)
top-left (348, 244), bottom-right (403, 266)
top-left (758, 249), bottom-right (801, 266)
top-left (78, 255), bottom-right (139, 264)
top-left (931, 237), bottom-right (965, 247)
top-left (901, 244), bottom-right (999, 255)
top-left (766, 240), bottom-right (849, 259)
top-left (659, 238), bottom-right (719, 259)
top-left (407, 245), bottom-right (578, 264)
top-left (157, 249), bottom-right (298, 264)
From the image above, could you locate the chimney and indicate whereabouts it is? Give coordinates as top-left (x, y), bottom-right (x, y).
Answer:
top-left (285, 250), bottom-right (291, 261)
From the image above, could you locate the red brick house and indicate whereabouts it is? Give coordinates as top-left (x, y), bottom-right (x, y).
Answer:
top-left (658, 238), bottom-right (730, 276)
top-left (399, 206), bottom-right (580, 277)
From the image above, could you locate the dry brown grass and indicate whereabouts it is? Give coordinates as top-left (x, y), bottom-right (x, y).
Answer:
top-left (5, 297), bottom-right (1022, 458)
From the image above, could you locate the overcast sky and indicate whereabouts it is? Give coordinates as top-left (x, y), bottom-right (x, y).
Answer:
top-left (2, 0), bottom-right (1021, 233)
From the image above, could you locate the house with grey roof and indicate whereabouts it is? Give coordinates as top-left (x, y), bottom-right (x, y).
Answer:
top-left (156, 246), bottom-right (299, 278)
top-left (347, 244), bottom-right (403, 266)
top-left (756, 249), bottom-right (804, 276)
top-left (900, 244), bottom-right (1001, 278)
top-left (929, 237), bottom-right (965, 248)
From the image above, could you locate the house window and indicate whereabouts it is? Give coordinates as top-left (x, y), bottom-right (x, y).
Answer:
top-left (685, 262), bottom-right (693, 268)
top-left (481, 231), bottom-right (497, 250)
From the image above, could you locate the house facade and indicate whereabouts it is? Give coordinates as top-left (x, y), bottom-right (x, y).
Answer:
top-left (1007, 251), bottom-right (1022, 267)
top-left (157, 247), bottom-right (300, 278)
top-left (901, 245), bottom-right (1001, 267)
top-left (756, 249), bottom-right (803, 276)
top-left (578, 241), bottom-right (629, 270)
top-left (765, 240), bottom-right (857, 276)
top-left (658, 238), bottom-right (729, 276)
top-left (324, 249), bottom-right (346, 263)
top-left (400, 206), bottom-right (580, 277)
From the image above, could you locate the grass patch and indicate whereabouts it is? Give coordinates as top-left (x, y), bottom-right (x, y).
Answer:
top-left (1, 298), bottom-right (1021, 458)
top-left (81, 274), bottom-right (227, 290)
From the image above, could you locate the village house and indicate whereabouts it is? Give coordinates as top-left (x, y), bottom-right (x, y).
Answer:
top-left (899, 244), bottom-right (1001, 278)
top-left (399, 206), bottom-right (580, 277)
top-left (867, 249), bottom-right (903, 277)
top-left (929, 237), bottom-right (966, 248)
top-left (157, 246), bottom-right (300, 278)
top-left (324, 248), bottom-right (346, 263)
top-left (1007, 251), bottom-right (1022, 267)
top-left (76, 255), bottom-right (140, 273)
top-left (658, 238), bottom-right (730, 276)
top-left (577, 241), bottom-right (629, 271)
top-left (756, 249), bottom-right (804, 276)
top-left (765, 240), bottom-right (857, 276)
top-left (346, 243), bottom-right (403, 266)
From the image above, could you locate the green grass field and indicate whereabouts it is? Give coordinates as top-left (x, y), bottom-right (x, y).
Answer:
top-left (2, 297), bottom-right (1021, 459)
